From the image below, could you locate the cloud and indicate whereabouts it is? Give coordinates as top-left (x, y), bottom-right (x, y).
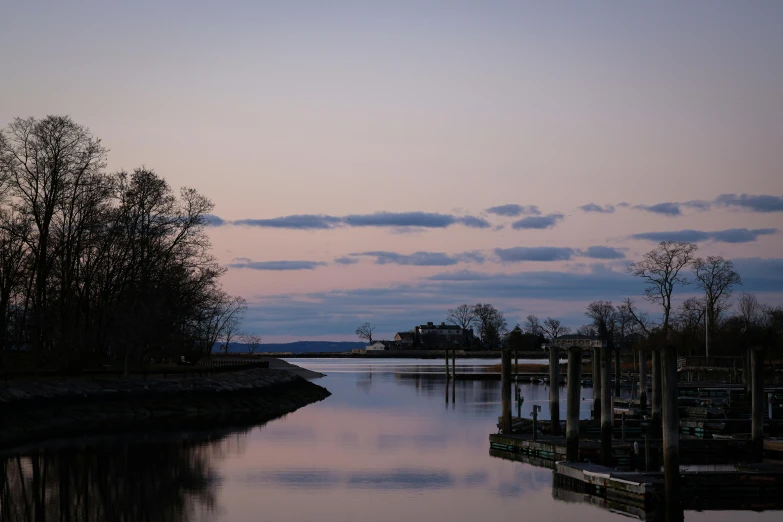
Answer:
top-left (234, 215), bottom-right (342, 230)
top-left (486, 204), bottom-right (541, 217)
top-left (709, 228), bottom-right (778, 243)
top-left (579, 203), bottom-right (615, 214)
top-left (495, 246), bottom-right (574, 262)
top-left (228, 260), bottom-right (327, 270)
top-left (732, 258), bottom-right (783, 292)
top-left (715, 193), bottom-right (783, 213)
top-left (682, 200), bottom-right (712, 211)
top-left (344, 212), bottom-right (456, 228)
top-left (511, 213), bottom-right (564, 230)
top-left (203, 214), bottom-right (226, 226)
top-left (455, 216), bottom-right (492, 228)
top-left (230, 211), bottom-right (490, 230)
top-left (631, 228), bottom-right (778, 243)
top-left (334, 256), bottom-right (359, 265)
top-left (350, 250), bottom-right (484, 266)
top-left (241, 267), bottom-right (646, 336)
top-left (427, 270), bottom-right (491, 281)
top-left (633, 202), bottom-right (681, 216)
top-left (580, 246), bottom-right (626, 259)
top-left (239, 254), bottom-right (783, 337)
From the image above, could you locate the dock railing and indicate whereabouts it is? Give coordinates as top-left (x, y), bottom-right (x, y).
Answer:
top-left (677, 356), bottom-right (741, 370)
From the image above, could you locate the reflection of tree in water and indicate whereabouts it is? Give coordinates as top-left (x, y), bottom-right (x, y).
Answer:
top-left (0, 430), bottom-right (248, 522)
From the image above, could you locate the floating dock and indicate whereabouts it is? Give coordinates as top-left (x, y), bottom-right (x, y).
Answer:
top-left (552, 461), bottom-right (783, 519)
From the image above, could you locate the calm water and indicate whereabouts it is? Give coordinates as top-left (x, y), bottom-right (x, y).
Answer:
top-left (1, 358), bottom-right (779, 521)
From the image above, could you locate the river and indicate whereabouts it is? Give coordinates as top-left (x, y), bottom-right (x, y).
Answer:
top-left (1, 358), bottom-right (779, 521)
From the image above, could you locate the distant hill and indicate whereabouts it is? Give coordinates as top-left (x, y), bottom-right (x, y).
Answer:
top-left (212, 341), bottom-right (366, 354)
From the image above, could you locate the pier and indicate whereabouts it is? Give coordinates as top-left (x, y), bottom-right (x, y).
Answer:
top-left (491, 343), bottom-right (783, 514)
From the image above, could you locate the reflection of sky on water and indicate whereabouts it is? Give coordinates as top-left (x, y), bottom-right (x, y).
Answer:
top-left (213, 359), bottom-right (782, 522)
top-left (5, 358), bottom-right (780, 521)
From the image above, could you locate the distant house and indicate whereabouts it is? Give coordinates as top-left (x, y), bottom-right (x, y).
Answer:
top-left (366, 341), bottom-right (393, 351)
top-left (414, 322), bottom-right (472, 347)
top-left (394, 331), bottom-right (414, 348)
top-left (543, 334), bottom-right (604, 351)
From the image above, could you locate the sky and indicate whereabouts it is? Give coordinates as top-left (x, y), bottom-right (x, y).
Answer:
top-left (1, 1), bottom-right (782, 342)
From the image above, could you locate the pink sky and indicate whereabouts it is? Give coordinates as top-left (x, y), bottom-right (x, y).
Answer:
top-left (2, 2), bottom-right (782, 341)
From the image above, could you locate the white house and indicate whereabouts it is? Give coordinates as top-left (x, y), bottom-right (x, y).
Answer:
top-left (366, 341), bottom-right (391, 351)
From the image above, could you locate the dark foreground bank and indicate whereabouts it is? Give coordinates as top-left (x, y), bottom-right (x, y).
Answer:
top-left (0, 366), bottom-right (331, 451)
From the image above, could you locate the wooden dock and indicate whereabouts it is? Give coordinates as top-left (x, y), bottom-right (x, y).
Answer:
top-left (551, 461), bottom-right (783, 518)
top-left (489, 429), bottom-right (762, 468)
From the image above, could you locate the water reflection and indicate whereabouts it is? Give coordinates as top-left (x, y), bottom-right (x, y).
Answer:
top-left (2, 359), bottom-right (780, 522)
top-left (0, 429), bottom-right (243, 522)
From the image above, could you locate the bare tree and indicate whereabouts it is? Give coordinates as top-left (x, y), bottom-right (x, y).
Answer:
top-left (524, 314), bottom-right (542, 336)
top-left (738, 292), bottom-right (762, 327)
top-left (446, 304), bottom-right (474, 330)
top-left (241, 333), bottom-right (262, 354)
top-left (628, 241), bottom-right (697, 338)
top-left (623, 298), bottom-right (653, 337)
top-left (472, 303), bottom-right (507, 349)
top-left (586, 301), bottom-right (617, 335)
top-left (693, 256), bottom-right (741, 337)
top-left (355, 322), bottom-right (375, 344)
top-left (1, 116), bottom-right (107, 357)
top-left (576, 324), bottom-right (597, 337)
top-left (446, 303), bottom-right (475, 345)
top-left (541, 317), bottom-right (569, 340)
top-left (615, 301), bottom-right (634, 345)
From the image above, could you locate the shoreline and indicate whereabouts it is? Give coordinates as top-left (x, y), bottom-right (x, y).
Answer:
top-left (228, 350), bottom-right (546, 359)
top-left (0, 363), bottom-right (330, 452)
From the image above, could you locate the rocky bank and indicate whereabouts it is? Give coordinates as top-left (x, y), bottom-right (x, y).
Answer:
top-left (0, 367), bottom-right (330, 450)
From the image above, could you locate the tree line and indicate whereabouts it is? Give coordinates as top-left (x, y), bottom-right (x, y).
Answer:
top-left (356, 241), bottom-right (782, 357)
top-left (0, 115), bottom-right (246, 372)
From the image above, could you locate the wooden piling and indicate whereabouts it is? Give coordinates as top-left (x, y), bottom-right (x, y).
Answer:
top-left (639, 349), bottom-right (648, 411)
top-left (601, 343), bottom-right (612, 465)
top-left (451, 348), bottom-right (456, 379)
top-left (593, 347), bottom-right (602, 422)
top-left (501, 349), bottom-right (512, 433)
top-left (751, 346), bottom-right (764, 459)
top-left (550, 345), bottom-right (561, 435)
top-left (743, 348), bottom-right (750, 395)
top-left (651, 348), bottom-right (662, 437)
top-left (566, 346), bottom-right (581, 461)
top-left (445, 349), bottom-right (450, 380)
top-left (661, 345), bottom-right (680, 506)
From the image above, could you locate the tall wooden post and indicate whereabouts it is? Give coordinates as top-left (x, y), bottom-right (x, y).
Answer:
top-left (593, 347), bottom-right (602, 421)
top-left (751, 346), bottom-right (764, 460)
top-left (451, 348), bottom-right (456, 379)
top-left (515, 349), bottom-right (519, 375)
top-left (614, 347), bottom-right (622, 396)
top-left (639, 348), bottom-right (648, 411)
top-left (601, 342), bottom-right (613, 465)
top-left (743, 348), bottom-right (750, 395)
top-left (445, 349), bottom-right (450, 380)
top-left (550, 345), bottom-right (561, 435)
top-left (501, 349), bottom-right (512, 433)
top-left (651, 348), bottom-right (662, 437)
top-left (661, 345), bottom-right (680, 508)
top-left (566, 346), bottom-right (582, 461)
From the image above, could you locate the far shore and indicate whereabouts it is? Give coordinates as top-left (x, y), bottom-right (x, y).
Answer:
top-left (224, 350), bottom-right (547, 359)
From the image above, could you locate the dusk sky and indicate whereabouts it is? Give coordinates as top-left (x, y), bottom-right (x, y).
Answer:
top-left (2, 2), bottom-right (782, 342)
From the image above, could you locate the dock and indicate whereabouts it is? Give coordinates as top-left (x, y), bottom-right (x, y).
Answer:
top-left (490, 343), bottom-right (783, 515)
top-left (552, 461), bottom-right (783, 519)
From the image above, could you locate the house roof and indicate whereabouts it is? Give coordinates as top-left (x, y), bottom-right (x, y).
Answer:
top-left (417, 323), bottom-right (461, 330)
